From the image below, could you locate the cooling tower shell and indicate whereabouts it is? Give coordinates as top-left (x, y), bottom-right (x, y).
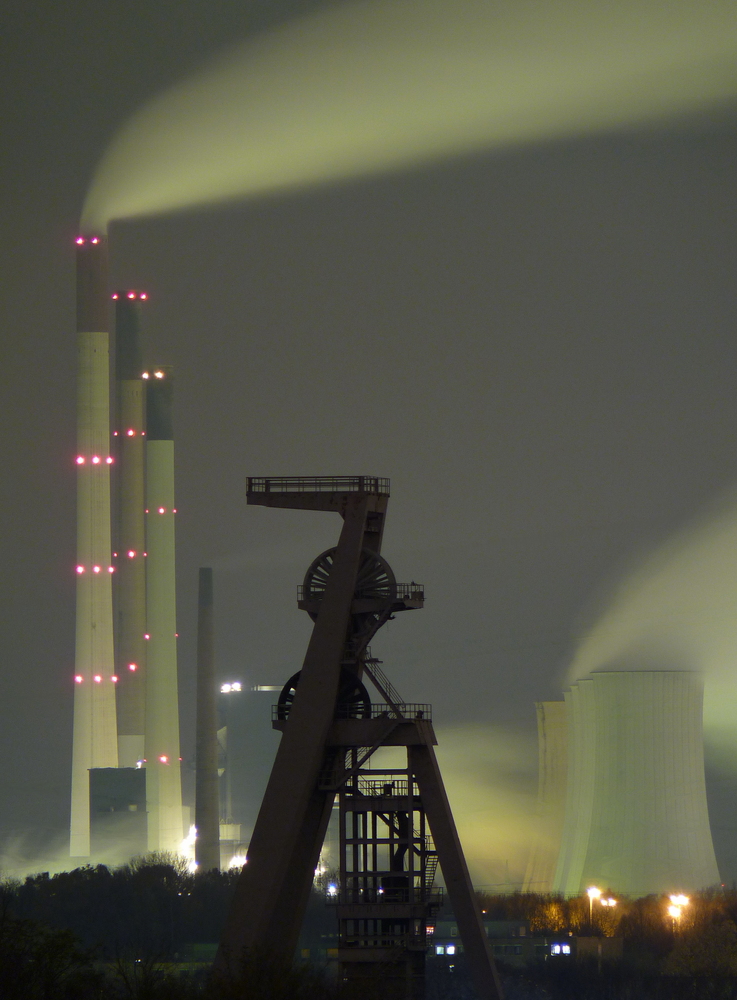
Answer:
top-left (522, 701), bottom-right (568, 893)
top-left (554, 670), bottom-right (720, 897)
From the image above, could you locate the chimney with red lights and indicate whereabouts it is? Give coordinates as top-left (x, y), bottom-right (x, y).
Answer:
top-left (143, 367), bottom-right (185, 851)
top-left (70, 236), bottom-right (119, 858)
top-left (113, 291), bottom-right (148, 766)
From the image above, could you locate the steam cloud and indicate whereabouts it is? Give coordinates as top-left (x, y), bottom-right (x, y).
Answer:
top-left (566, 492), bottom-right (737, 765)
top-left (372, 725), bottom-right (537, 888)
top-left (82, 0), bottom-right (737, 232)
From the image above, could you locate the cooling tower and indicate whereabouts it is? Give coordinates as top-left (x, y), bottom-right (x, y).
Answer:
top-left (70, 236), bottom-right (119, 858)
top-left (522, 701), bottom-right (568, 893)
top-left (113, 291), bottom-right (147, 767)
top-left (143, 368), bottom-right (184, 852)
top-left (553, 671), bottom-right (720, 897)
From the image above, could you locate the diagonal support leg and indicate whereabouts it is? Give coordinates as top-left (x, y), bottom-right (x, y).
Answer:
top-left (410, 742), bottom-right (505, 1000)
top-left (215, 498), bottom-right (369, 973)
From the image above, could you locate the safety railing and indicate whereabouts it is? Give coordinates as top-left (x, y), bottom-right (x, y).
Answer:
top-left (272, 702), bottom-right (431, 723)
top-left (248, 476), bottom-right (390, 495)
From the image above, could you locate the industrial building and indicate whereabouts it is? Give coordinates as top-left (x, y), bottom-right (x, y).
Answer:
top-left (71, 237), bottom-right (185, 861)
top-left (549, 670), bottom-right (720, 897)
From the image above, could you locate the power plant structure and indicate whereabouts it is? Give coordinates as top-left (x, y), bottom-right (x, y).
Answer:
top-left (537, 671), bottom-right (721, 897)
top-left (216, 476), bottom-right (503, 1000)
top-left (71, 237), bottom-right (185, 861)
top-left (71, 236), bottom-right (119, 858)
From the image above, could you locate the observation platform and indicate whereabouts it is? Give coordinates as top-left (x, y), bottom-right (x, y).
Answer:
top-left (247, 476), bottom-right (390, 512)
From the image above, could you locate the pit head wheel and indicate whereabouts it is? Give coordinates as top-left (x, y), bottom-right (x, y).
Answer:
top-left (302, 546), bottom-right (396, 615)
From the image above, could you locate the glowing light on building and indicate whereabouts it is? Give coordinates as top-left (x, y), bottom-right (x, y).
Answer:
top-left (140, 293), bottom-right (148, 300)
top-left (76, 565), bottom-right (85, 574)
top-left (75, 237), bottom-right (85, 245)
top-left (106, 456), bottom-right (113, 464)
top-left (127, 291), bottom-right (135, 299)
top-left (93, 565), bottom-right (101, 573)
top-left (75, 675), bottom-right (83, 683)
top-left (126, 429), bottom-right (135, 436)
top-left (159, 755), bottom-right (169, 763)
top-left (94, 675), bottom-right (102, 683)
top-left (91, 455), bottom-right (100, 465)
top-left (76, 456), bottom-right (85, 465)
top-left (154, 370), bottom-right (164, 378)
top-left (129, 663), bottom-right (137, 671)
top-left (228, 855), bottom-right (247, 869)
top-left (111, 675), bottom-right (118, 682)
top-left (158, 507), bottom-right (166, 514)
top-left (111, 293), bottom-right (119, 300)
top-left (108, 566), bottom-right (115, 573)
top-left (128, 550), bottom-right (136, 558)
top-left (142, 372), bottom-right (150, 379)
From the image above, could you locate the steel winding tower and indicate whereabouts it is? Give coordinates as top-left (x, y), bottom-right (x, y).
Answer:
top-left (217, 477), bottom-right (503, 1000)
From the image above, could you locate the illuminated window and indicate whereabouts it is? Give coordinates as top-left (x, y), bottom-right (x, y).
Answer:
top-left (435, 946), bottom-right (445, 955)
top-left (446, 945), bottom-right (456, 956)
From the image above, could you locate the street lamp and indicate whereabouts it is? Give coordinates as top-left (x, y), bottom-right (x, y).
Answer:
top-left (601, 898), bottom-right (617, 908)
top-left (587, 886), bottom-right (602, 926)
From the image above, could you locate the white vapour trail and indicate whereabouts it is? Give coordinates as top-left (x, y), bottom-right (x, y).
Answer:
top-left (83, 0), bottom-right (737, 231)
top-left (566, 493), bottom-right (737, 766)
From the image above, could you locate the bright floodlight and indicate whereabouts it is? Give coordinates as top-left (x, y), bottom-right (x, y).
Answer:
top-left (670, 894), bottom-right (689, 906)
top-left (587, 886), bottom-right (602, 923)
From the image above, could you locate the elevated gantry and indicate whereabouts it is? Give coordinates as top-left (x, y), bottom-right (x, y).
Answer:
top-left (216, 477), bottom-right (503, 1000)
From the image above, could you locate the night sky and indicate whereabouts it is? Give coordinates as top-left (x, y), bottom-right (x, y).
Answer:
top-left (3, 1), bottom-right (737, 884)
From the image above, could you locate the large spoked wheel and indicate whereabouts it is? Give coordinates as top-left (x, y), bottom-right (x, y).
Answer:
top-left (303, 547), bottom-right (397, 605)
top-left (276, 668), bottom-right (371, 721)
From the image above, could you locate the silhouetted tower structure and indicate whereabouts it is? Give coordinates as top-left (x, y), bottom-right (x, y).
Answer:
top-left (195, 567), bottom-right (220, 871)
top-left (217, 477), bottom-right (503, 1000)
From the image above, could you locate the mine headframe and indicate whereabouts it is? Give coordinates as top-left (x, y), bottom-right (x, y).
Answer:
top-left (216, 477), bottom-right (503, 1000)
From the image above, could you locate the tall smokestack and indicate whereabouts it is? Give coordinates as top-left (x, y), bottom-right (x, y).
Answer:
top-left (143, 367), bottom-right (184, 852)
top-left (70, 235), bottom-right (119, 858)
top-left (195, 567), bottom-right (220, 871)
top-left (114, 291), bottom-right (147, 766)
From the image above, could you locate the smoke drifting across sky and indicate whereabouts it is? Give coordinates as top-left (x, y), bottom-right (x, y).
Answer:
top-left (566, 493), bottom-right (737, 767)
top-left (82, 0), bottom-right (737, 232)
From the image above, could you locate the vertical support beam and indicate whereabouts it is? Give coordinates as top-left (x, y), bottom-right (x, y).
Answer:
top-left (216, 497), bottom-right (369, 971)
top-left (195, 567), bottom-right (220, 871)
top-left (71, 235), bottom-right (118, 859)
top-left (144, 369), bottom-right (184, 852)
top-left (410, 742), bottom-right (504, 1000)
top-left (114, 292), bottom-right (147, 766)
